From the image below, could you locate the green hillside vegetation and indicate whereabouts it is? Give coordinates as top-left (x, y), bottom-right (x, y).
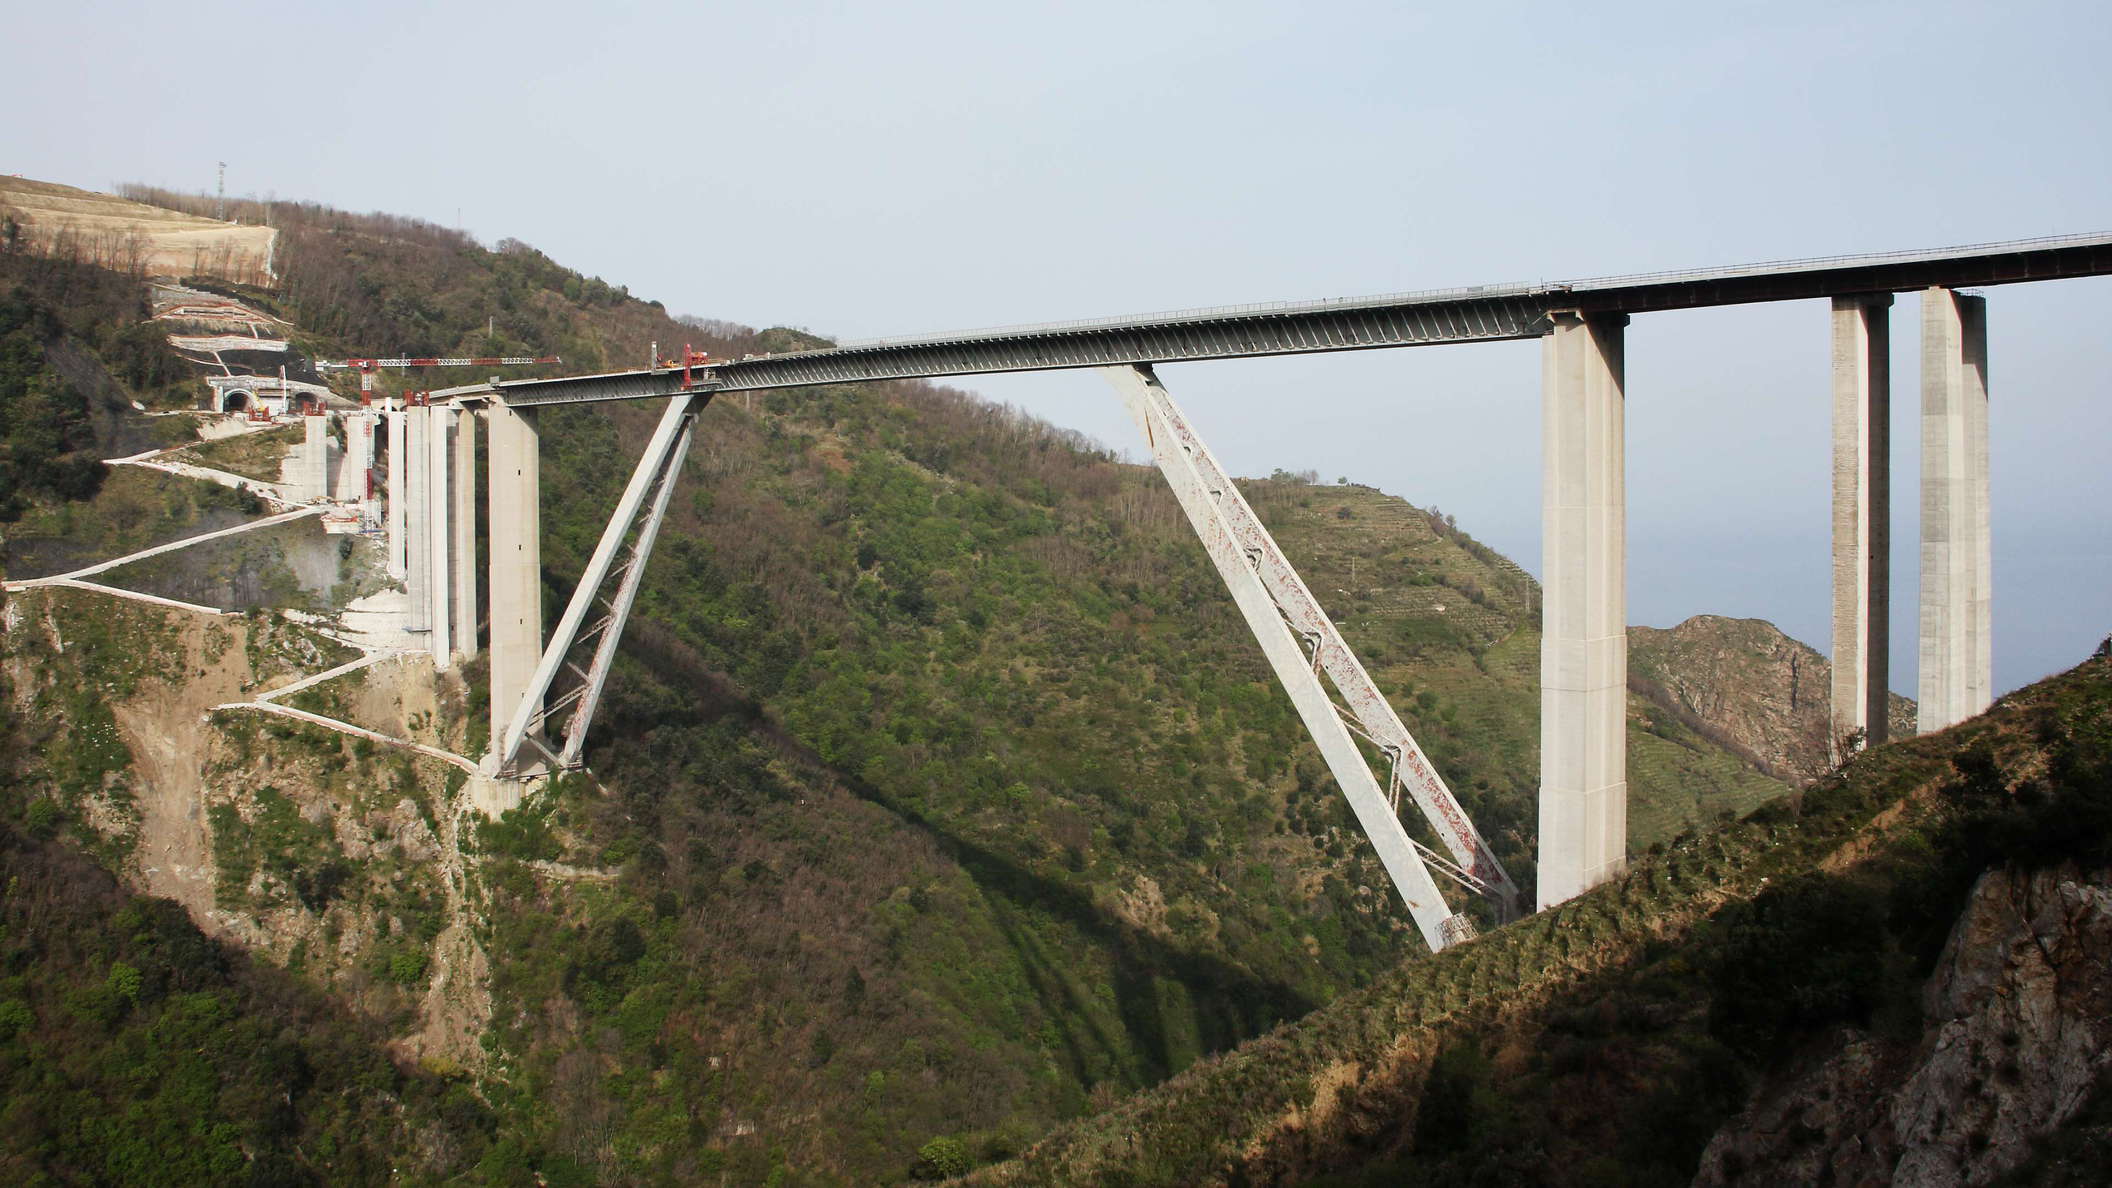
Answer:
top-left (0, 592), bottom-right (510, 1183)
top-left (3, 464), bottom-right (266, 581)
top-left (474, 387), bottom-right (1790, 1178)
top-left (0, 249), bottom-right (198, 522)
top-left (976, 647), bottom-right (2112, 1186)
top-left (0, 821), bottom-right (504, 1185)
top-left (166, 421), bottom-right (305, 482)
top-left (0, 186), bottom-right (1832, 1184)
top-left (116, 183), bottom-right (762, 396)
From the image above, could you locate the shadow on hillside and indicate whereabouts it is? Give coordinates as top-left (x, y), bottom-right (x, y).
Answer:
top-left (606, 620), bottom-right (1316, 1088)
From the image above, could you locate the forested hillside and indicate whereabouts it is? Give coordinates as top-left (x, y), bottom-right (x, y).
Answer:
top-left (0, 820), bottom-right (497, 1183)
top-left (1, 185), bottom-right (1834, 1184)
top-left (0, 250), bottom-right (197, 519)
top-left (114, 183), bottom-right (757, 381)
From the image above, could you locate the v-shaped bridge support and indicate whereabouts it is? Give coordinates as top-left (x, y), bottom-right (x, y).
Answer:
top-left (492, 392), bottom-right (708, 776)
top-left (1103, 364), bottom-right (1518, 951)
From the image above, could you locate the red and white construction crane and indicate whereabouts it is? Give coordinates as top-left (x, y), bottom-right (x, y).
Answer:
top-left (313, 355), bottom-right (562, 403)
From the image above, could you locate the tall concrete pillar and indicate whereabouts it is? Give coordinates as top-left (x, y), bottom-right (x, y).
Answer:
top-left (386, 406), bottom-right (408, 578)
top-left (428, 406), bottom-right (453, 667)
top-left (1965, 298), bottom-right (1992, 718)
top-left (1918, 288), bottom-right (1991, 733)
top-left (405, 404), bottom-right (432, 634)
top-left (1830, 294), bottom-right (1891, 757)
top-left (1538, 311), bottom-right (1628, 911)
top-left (453, 406), bottom-right (479, 661)
top-left (346, 410), bottom-right (374, 509)
top-left (302, 409), bottom-right (330, 501)
top-left (488, 401), bottom-right (541, 753)
top-left (358, 411), bottom-right (381, 528)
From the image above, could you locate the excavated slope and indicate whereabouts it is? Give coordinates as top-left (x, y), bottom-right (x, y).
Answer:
top-left (0, 176), bottom-right (275, 284)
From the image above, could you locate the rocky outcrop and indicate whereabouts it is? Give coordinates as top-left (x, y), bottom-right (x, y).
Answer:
top-left (1630, 615), bottom-right (1917, 785)
top-left (1694, 864), bottom-right (2112, 1186)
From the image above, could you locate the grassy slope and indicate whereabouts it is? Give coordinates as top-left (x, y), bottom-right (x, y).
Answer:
top-left (975, 650), bottom-right (2112, 1186)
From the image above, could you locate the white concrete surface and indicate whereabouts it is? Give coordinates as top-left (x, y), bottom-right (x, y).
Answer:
top-left (488, 402), bottom-right (541, 757)
top-left (452, 407), bottom-right (479, 662)
top-left (428, 406), bottom-right (453, 667)
top-left (405, 405), bottom-right (432, 634)
top-left (1918, 288), bottom-right (1992, 733)
top-left (1538, 311), bottom-right (1629, 911)
top-left (302, 410), bottom-right (330, 501)
top-left (340, 411), bottom-right (376, 517)
top-left (310, 588), bottom-right (414, 653)
top-left (1830, 294), bottom-right (1891, 755)
top-left (1104, 364), bottom-right (1467, 949)
top-left (386, 406), bottom-right (408, 578)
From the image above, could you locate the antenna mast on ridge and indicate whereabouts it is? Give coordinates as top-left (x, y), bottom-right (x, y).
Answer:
top-left (215, 162), bottom-right (227, 221)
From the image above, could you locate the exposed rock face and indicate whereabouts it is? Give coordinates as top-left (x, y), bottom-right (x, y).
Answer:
top-left (1630, 615), bottom-right (1916, 785)
top-left (1694, 864), bottom-right (2112, 1186)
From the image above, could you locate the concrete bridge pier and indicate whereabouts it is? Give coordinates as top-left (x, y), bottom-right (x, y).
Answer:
top-left (488, 401), bottom-right (542, 758)
top-left (452, 406), bottom-right (479, 661)
top-left (427, 405), bottom-right (454, 667)
top-left (386, 403), bottom-right (408, 579)
top-left (1538, 311), bottom-right (1629, 911)
top-left (301, 408), bottom-right (330, 501)
top-left (1918, 288), bottom-right (1992, 732)
top-left (405, 403), bottom-right (432, 634)
top-left (347, 410), bottom-right (376, 522)
top-left (1830, 294), bottom-right (1892, 756)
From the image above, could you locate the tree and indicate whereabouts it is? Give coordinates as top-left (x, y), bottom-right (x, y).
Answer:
top-left (915, 1136), bottom-right (971, 1179)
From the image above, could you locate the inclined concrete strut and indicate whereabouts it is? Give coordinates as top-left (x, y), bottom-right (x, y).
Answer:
top-left (492, 392), bottom-right (706, 776)
top-left (554, 405), bottom-right (697, 769)
top-left (1537, 313), bottom-right (1628, 911)
top-left (1103, 365), bottom-right (1503, 950)
top-left (1919, 288), bottom-right (1992, 733)
top-left (1830, 295), bottom-right (1891, 757)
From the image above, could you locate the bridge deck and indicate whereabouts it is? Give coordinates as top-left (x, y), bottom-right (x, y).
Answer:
top-left (446, 232), bottom-right (2112, 407)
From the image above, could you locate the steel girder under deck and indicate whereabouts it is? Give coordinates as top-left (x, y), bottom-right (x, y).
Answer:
top-left (494, 393), bottom-right (707, 775)
top-left (1104, 365), bottom-right (1517, 951)
top-left (447, 233), bottom-right (2112, 412)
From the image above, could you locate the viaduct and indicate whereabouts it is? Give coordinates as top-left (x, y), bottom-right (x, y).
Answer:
top-left (366, 232), bottom-right (2112, 951)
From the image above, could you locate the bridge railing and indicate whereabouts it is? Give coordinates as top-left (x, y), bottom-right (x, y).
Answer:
top-left (833, 230), bottom-right (2112, 354)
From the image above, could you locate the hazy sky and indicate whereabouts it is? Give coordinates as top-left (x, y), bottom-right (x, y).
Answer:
top-left (5, 0), bottom-right (2108, 694)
